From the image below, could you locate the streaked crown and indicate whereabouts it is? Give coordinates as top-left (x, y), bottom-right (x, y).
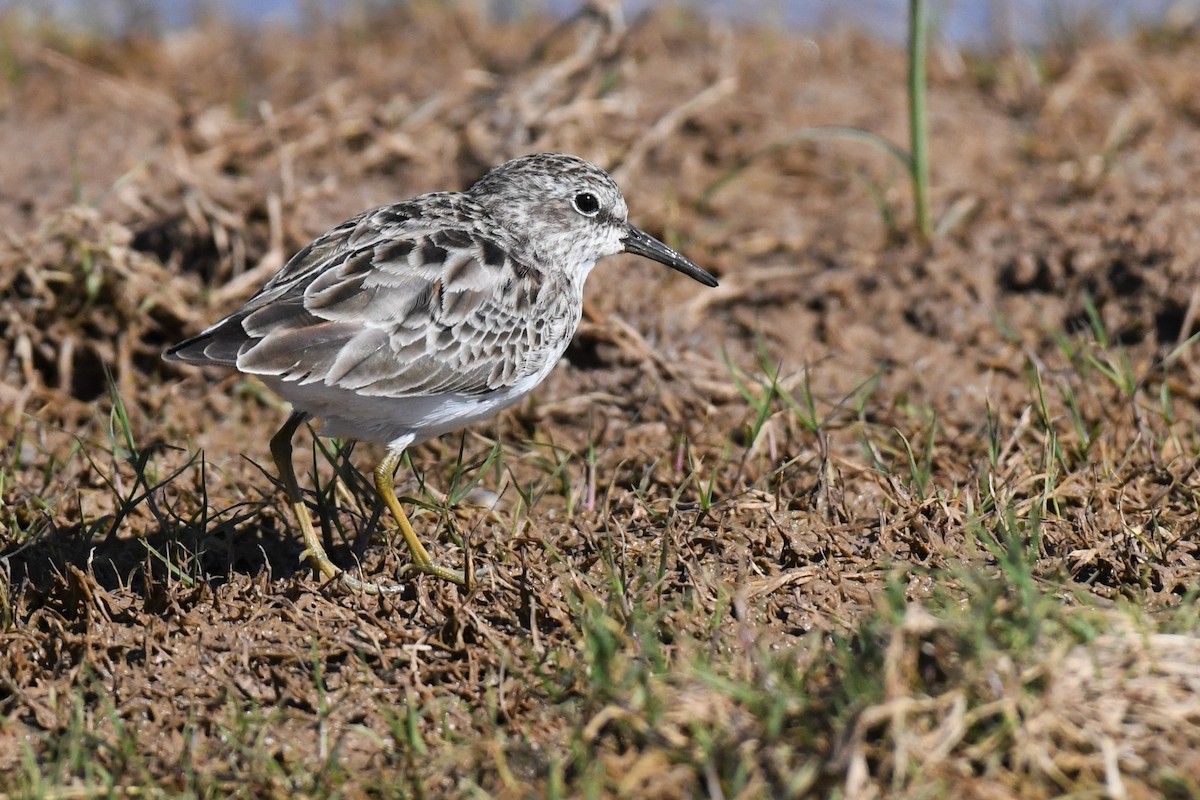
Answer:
top-left (468, 153), bottom-right (630, 273)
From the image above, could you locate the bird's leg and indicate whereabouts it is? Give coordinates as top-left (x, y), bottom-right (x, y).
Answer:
top-left (269, 419), bottom-right (457, 593)
top-left (375, 450), bottom-right (466, 586)
top-left (269, 411), bottom-right (341, 582)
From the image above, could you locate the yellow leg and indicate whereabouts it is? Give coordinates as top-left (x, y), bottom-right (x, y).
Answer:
top-left (375, 450), bottom-right (466, 585)
top-left (270, 415), bottom-right (464, 592)
top-left (269, 411), bottom-right (341, 582)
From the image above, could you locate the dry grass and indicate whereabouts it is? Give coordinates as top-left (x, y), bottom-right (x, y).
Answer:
top-left (1, 4), bottom-right (1200, 798)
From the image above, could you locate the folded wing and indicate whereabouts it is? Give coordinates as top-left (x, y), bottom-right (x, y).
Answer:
top-left (164, 200), bottom-right (551, 398)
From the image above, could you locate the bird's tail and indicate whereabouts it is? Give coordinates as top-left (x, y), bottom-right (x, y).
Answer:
top-left (162, 318), bottom-right (242, 367)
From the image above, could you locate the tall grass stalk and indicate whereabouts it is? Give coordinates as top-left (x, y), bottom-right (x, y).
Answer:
top-left (908, 0), bottom-right (932, 240)
top-left (701, 0), bottom-right (935, 242)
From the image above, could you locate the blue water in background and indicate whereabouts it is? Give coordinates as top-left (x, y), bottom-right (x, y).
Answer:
top-left (5, 0), bottom-right (1190, 46)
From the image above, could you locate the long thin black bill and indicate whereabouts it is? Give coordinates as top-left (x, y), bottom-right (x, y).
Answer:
top-left (623, 224), bottom-right (718, 287)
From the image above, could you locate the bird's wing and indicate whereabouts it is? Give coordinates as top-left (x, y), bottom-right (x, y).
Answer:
top-left (164, 200), bottom-right (556, 398)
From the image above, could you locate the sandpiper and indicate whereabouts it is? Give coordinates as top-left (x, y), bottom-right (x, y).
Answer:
top-left (165, 153), bottom-right (718, 593)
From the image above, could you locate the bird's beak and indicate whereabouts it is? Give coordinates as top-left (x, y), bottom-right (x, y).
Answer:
top-left (623, 224), bottom-right (718, 287)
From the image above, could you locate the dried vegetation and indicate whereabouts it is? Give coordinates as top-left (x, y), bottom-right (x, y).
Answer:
top-left (1, 3), bottom-right (1199, 797)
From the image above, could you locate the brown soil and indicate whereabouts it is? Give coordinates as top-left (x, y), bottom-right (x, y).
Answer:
top-left (1, 5), bottom-right (1199, 797)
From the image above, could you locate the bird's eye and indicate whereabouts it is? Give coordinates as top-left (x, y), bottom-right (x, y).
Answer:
top-left (571, 192), bottom-right (601, 217)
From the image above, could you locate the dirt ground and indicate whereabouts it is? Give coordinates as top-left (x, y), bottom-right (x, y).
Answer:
top-left (2, 4), bottom-right (1200, 798)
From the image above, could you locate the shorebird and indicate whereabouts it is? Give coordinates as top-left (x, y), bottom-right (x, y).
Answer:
top-left (165, 153), bottom-right (717, 593)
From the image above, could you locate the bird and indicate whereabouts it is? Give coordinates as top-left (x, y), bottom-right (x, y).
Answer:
top-left (164, 152), bottom-right (718, 593)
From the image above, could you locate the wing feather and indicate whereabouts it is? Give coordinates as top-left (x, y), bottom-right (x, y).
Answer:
top-left (166, 197), bottom-right (568, 400)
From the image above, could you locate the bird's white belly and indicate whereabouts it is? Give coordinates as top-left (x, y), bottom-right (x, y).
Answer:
top-left (261, 359), bottom-right (555, 451)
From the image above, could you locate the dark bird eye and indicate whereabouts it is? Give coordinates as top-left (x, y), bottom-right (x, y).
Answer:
top-left (571, 192), bottom-right (600, 217)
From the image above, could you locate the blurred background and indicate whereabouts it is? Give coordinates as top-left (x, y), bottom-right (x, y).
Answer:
top-left (11, 0), bottom-right (1199, 45)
